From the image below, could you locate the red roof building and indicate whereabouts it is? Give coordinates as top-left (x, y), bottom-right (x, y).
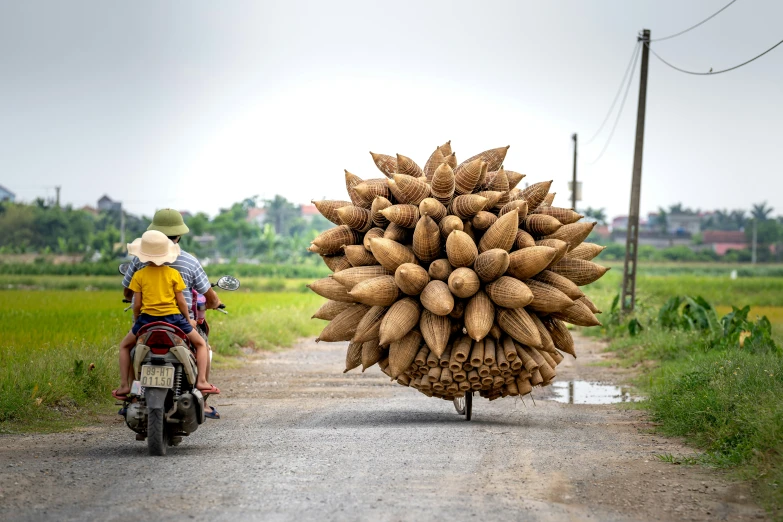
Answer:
top-left (702, 230), bottom-right (748, 256)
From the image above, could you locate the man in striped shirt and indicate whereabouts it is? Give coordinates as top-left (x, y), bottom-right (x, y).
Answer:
top-left (116, 209), bottom-right (223, 417)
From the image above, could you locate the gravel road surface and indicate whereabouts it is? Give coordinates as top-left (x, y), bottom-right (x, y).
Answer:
top-left (0, 336), bottom-right (768, 521)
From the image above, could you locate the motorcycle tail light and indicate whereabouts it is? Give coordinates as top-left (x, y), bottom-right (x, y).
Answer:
top-left (147, 330), bottom-right (174, 353)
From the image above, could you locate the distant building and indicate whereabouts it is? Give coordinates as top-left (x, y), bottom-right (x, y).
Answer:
top-left (179, 210), bottom-right (193, 220)
top-left (667, 213), bottom-right (701, 236)
top-left (702, 230), bottom-right (748, 256)
top-left (0, 184), bottom-right (15, 202)
top-left (246, 207), bottom-right (266, 226)
top-left (98, 195), bottom-right (121, 212)
top-left (611, 216), bottom-right (628, 231)
top-left (80, 205), bottom-right (99, 216)
top-left (300, 204), bottom-right (319, 222)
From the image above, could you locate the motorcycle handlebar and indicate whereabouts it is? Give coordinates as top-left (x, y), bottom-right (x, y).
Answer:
top-left (122, 299), bottom-right (132, 303)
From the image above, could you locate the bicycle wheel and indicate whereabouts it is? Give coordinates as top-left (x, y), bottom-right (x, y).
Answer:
top-left (465, 391), bottom-right (473, 421)
top-left (453, 394), bottom-right (466, 415)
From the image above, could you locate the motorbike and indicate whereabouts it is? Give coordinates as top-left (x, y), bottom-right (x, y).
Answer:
top-left (117, 263), bottom-right (240, 456)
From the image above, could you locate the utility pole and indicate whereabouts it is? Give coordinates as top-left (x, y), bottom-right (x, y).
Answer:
top-left (55, 186), bottom-right (61, 207)
top-left (571, 133), bottom-right (578, 210)
top-left (621, 29), bottom-right (650, 313)
top-left (752, 219), bottom-right (757, 264)
top-left (119, 202), bottom-right (126, 246)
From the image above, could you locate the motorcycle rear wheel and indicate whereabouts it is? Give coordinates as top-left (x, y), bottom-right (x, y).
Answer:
top-left (147, 407), bottom-right (168, 456)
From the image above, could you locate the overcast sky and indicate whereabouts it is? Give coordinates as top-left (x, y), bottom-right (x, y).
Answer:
top-left (1, 0), bottom-right (781, 220)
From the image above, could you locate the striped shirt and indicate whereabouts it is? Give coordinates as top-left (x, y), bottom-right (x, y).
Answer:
top-left (122, 250), bottom-right (210, 317)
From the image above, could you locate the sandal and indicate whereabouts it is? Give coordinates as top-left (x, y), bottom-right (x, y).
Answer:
top-left (204, 406), bottom-right (220, 420)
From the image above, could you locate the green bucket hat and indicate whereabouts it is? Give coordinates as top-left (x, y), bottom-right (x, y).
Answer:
top-left (147, 208), bottom-right (190, 236)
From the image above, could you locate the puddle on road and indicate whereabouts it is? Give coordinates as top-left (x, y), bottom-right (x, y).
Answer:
top-left (547, 380), bottom-right (639, 404)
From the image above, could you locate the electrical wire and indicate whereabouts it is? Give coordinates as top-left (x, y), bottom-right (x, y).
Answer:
top-left (584, 41), bottom-right (641, 146)
top-left (586, 42), bottom-right (641, 166)
top-left (645, 38), bottom-right (783, 75)
top-left (651, 0), bottom-right (738, 42)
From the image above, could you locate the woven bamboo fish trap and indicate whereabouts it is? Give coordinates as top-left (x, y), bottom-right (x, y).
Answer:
top-left (308, 141), bottom-right (609, 403)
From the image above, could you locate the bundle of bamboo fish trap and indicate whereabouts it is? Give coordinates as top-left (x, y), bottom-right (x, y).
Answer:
top-left (308, 141), bottom-right (608, 402)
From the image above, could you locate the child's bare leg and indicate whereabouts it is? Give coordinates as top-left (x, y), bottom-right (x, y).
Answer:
top-left (115, 331), bottom-right (136, 396)
top-left (186, 331), bottom-right (216, 391)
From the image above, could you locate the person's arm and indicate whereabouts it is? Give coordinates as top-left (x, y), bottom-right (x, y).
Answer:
top-left (132, 292), bottom-right (142, 321)
top-left (123, 258), bottom-right (142, 300)
top-left (204, 287), bottom-right (223, 310)
top-left (175, 291), bottom-right (197, 327)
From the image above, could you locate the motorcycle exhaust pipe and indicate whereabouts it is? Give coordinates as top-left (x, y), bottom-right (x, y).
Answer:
top-left (177, 393), bottom-right (199, 433)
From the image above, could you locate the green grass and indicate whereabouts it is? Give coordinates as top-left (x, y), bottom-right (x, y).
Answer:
top-left (0, 289), bottom-right (325, 431)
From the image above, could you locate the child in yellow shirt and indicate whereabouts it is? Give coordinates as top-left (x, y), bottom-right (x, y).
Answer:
top-left (113, 230), bottom-right (218, 399)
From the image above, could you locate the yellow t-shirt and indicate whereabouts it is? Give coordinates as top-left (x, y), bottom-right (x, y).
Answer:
top-left (128, 265), bottom-right (186, 317)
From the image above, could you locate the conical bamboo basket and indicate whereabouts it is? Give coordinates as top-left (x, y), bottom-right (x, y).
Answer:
top-left (396, 153), bottom-right (424, 178)
top-left (345, 170), bottom-right (371, 208)
top-left (369, 151), bottom-right (397, 178)
top-left (483, 337), bottom-right (497, 365)
top-left (317, 304), bottom-right (371, 342)
top-left (501, 336), bottom-right (519, 363)
top-left (427, 258), bottom-right (453, 282)
top-left (474, 248), bottom-right (510, 283)
top-left (452, 336), bottom-right (472, 363)
top-left (486, 168), bottom-right (509, 193)
top-left (478, 209), bottom-right (518, 252)
top-left (443, 152), bottom-right (457, 169)
top-left (332, 265), bottom-right (392, 290)
top-left (549, 258), bottom-right (610, 286)
top-left (499, 200), bottom-right (528, 219)
top-left (439, 344), bottom-right (453, 367)
top-left (533, 270), bottom-right (585, 300)
top-left (312, 225), bottom-right (361, 255)
top-left (504, 170), bottom-right (524, 189)
top-left (343, 245), bottom-right (378, 267)
top-left (474, 191), bottom-right (503, 211)
top-left (514, 229), bottom-right (536, 250)
top-left (448, 267), bottom-right (481, 299)
top-left (506, 246), bottom-right (557, 280)
top-left (312, 300), bottom-right (355, 320)
top-left (529, 313), bottom-right (556, 354)
top-left (531, 206), bottom-right (583, 225)
top-left (423, 146), bottom-right (445, 180)
top-left (465, 290), bottom-right (494, 341)
top-left (390, 174), bottom-right (430, 205)
top-left (348, 275), bottom-right (400, 306)
top-left (471, 211), bottom-right (497, 230)
top-left (535, 238), bottom-right (569, 266)
top-left (307, 277), bottom-right (356, 302)
top-left (419, 198), bottom-right (447, 222)
top-left (550, 299), bottom-right (601, 327)
top-left (525, 280), bottom-right (575, 314)
top-left (446, 230), bottom-right (478, 268)
top-left (449, 300), bottom-right (465, 320)
top-left (370, 237), bottom-right (416, 272)
top-left (389, 330), bottom-right (422, 379)
top-left (497, 307), bottom-right (542, 348)
top-left (371, 197), bottom-right (392, 227)
top-left (361, 339), bottom-right (384, 371)
top-left (412, 215), bottom-right (441, 262)
top-left (470, 340), bottom-right (485, 367)
top-left (439, 215), bottom-right (463, 239)
top-left (379, 297), bottom-right (421, 345)
top-left (353, 178), bottom-right (392, 202)
top-left (544, 222), bottom-right (596, 250)
top-left (430, 163), bottom-right (456, 205)
top-left (383, 222), bottom-right (411, 244)
top-left (344, 340), bottom-right (363, 372)
top-left (577, 295), bottom-right (601, 314)
top-left (519, 180), bottom-right (552, 210)
top-left (454, 159), bottom-right (485, 195)
top-left (353, 305), bottom-right (387, 342)
top-left (363, 227), bottom-right (385, 251)
top-left (485, 276), bottom-right (533, 308)
top-left (381, 204), bottom-right (420, 228)
top-left (565, 242), bottom-right (606, 261)
top-left (542, 317), bottom-right (575, 357)
top-left (521, 214), bottom-right (562, 236)
top-left (395, 263), bottom-right (430, 295)
top-left (321, 254), bottom-right (352, 273)
top-left (459, 146), bottom-right (509, 172)
top-left (451, 194), bottom-right (488, 219)
top-left (419, 310), bottom-right (451, 357)
top-left (420, 280), bottom-right (454, 316)
top-left (312, 199), bottom-right (353, 225)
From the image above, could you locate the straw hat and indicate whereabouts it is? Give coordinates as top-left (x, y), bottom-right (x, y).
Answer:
top-left (127, 230), bottom-right (180, 265)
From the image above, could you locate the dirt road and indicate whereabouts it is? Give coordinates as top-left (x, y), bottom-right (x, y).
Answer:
top-left (0, 336), bottom-right (768, 521)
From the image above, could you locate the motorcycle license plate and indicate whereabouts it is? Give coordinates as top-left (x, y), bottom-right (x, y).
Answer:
top-left (140, 365), bottom-right (174, 389)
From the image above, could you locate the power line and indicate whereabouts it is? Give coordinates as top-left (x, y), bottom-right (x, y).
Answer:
top-left (651, 0), bottom-right (738, 42)
top-left (584, 41), bottom-right (641, 146)
top-left (646, 37), bottom-right (783, 75)
top-left (587, 42), bottom-right (641, 165)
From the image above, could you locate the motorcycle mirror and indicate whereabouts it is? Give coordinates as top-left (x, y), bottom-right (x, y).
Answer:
top-left (118, 263), bottom-right (130, 275)
top-left (216, 275), bottom-right (240, 291)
